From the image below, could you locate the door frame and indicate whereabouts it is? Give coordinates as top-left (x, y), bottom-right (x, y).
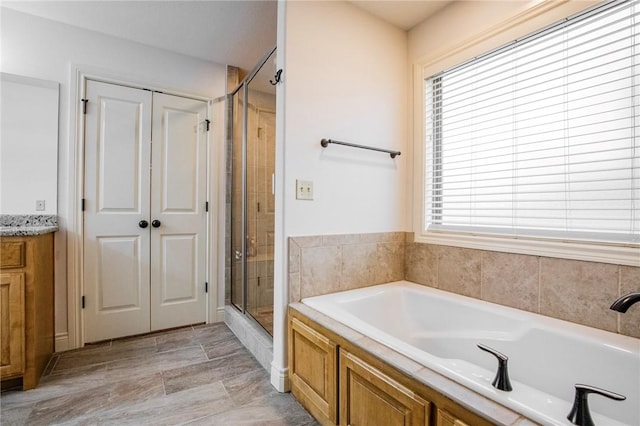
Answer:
top-left (67, 67), bottom-right (216, 348)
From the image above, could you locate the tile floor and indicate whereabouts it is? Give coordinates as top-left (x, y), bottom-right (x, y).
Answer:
top-left (0, 323), bottom-right (317, 425)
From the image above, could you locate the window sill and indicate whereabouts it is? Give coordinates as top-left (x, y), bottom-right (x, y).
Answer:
top-left (414, 231), bottom-right (639, 267)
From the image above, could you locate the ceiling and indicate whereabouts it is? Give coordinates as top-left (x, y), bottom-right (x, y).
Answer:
top-left (349, 1), bottom-right (452, 31)
top-left (2, 1), bottom-right (451, 70)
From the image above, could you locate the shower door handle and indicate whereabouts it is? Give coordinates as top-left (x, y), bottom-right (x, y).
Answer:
top-left (234, 250), bottom-right (243, 260)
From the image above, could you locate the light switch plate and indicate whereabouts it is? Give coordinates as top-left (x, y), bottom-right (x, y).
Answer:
top-left (296, 180), bottom-right (314, 200)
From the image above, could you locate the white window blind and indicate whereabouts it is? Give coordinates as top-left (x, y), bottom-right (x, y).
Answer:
top-left (425, 0), bottom-right (640, 245)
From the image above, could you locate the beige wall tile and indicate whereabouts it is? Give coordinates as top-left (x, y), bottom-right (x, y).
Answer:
top-left (290, 235), bottom-right (322, 248)
top-left (341, 243), bottom-right (379, 290)
top-left (376, 241), bottom-right (405, 284)
top-left (289, 272), bottom-right (301, 304)
top-left (299, 245), bottom-right (342, 298)
top-left (288, 239), bottom-right (300, 274)
top-left (482, 251), bottom-right (538, 313)
top-left (405, 242), bottom-right (437, 286)
top-left (619, 265), bottom-right (640, 339)
top-left (322, 233), bottom-right (361, 246)
top-left (540, 258), bottom-right (618, 332)
top-left (359, 232), bottom-right (406, 243)
top-left (438, 246), bottom-right (481, 298)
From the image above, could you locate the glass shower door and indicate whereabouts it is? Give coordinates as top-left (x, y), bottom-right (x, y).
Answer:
top-left (245, 49), bottom-right (276, 335)
top-left (230, 85), bottom-right (245, 311)
top-left (227, 47), bottom-right (276, 336)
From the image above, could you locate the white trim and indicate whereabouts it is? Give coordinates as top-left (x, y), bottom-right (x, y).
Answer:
top-left (54, 332), bottom-right (69, 353)
top-left (272, 0), bottom-right (288, 396)
top-left (66, 64), bottom-right (86, 350)
top-left (215, 306), bottom-right (226, 323)
top-left (208, 97), bottom-right (227, 326)
top-left (411, 0), bottom-right (639, 268)
top-left (270, 364), bottom-right (290, 393)
top-left (67, 65), bottom-right (214, 349)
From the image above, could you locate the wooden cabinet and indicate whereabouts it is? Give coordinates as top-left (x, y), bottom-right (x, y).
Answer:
top-left (0, 233), bottom-right (54, 390)
top-left (340, 349), bottom-right (430, 426)
top-left (436, 408), bottom-right (470, 426)
top-left (289, 307), bottom-right (499, 426)
top-left (289, 317), bottom-right (338, 425)
top-left (0, 272), bottom-right (25, 377)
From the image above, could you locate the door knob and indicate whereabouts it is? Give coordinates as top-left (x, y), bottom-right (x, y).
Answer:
top-left (138, 220), bottom-right (149, 228)
top-left (151, 220), bottom-right (161, 228)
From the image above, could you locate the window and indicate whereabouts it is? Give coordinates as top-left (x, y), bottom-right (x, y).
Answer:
top-left (424, 0), bottom-right (639, 250)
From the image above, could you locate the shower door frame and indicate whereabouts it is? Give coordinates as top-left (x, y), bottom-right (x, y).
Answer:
top-left (228, 46), bottom-right (277, 335)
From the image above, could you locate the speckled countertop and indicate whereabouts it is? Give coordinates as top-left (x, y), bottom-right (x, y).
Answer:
top-left (0, 214), bottom-right (59, 236)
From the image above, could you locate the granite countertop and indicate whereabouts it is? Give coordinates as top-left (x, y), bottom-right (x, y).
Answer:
top-left (0, 214), bottom-right (58, 236)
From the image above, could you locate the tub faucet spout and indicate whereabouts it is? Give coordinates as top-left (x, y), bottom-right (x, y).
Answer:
top-left (610, 292), bottom-right (640, 313)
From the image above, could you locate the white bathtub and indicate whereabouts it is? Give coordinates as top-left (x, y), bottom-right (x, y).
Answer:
top-left (302, 281), bottom-right (640, 426)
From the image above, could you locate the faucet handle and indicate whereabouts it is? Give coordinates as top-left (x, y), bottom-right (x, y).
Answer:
top-left (477, 344), bottom-right (512, 392)
top-left (567, 384), bottom-right (626, 426)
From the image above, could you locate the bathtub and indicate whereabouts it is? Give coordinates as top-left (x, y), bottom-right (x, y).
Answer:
top-left (302, 281), bottom-right (640, 426)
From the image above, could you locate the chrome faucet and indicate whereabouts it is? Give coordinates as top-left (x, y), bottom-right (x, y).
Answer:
top-left (610, 292), bottom-right (640, 313)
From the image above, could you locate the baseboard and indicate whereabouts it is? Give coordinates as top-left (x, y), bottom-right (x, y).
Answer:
top-left (215, 306), bottom-right (225, 323)
top-left (55, 332), bottom-right (70, 353)
top-left (271, 363), bottom-right (290, 393)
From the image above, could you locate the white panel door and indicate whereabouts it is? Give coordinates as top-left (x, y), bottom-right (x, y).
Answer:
top-left (150, 93), bottom-right (208, 330)
top-left (83, 80), bottom-right (152, 342)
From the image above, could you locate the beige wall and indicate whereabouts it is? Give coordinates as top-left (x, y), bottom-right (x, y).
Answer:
top-left (289, 232), bottom-right (640, 340)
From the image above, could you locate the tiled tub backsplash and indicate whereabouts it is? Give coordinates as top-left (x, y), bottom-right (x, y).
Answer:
top-left (288, 232), bottom-right (405, 303)
top-left (288, 232), bottom-right (640, 339)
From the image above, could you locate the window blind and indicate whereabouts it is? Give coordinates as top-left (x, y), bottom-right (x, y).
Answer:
top-left (424, 0), bottom-right (640, 244)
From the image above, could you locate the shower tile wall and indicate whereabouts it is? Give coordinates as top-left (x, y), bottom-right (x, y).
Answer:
top-left (246, 90), bottom-right (276, 317)
top-left (288, 232), bottom-right (640, 339)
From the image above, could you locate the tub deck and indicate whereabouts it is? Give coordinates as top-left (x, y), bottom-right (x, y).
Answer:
top-left (301, 281), bottom-right (640, 426)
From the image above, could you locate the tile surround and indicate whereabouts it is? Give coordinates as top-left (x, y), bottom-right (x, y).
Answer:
top-left (289, 232), bottom-right (406, 303)
top-left (289, 232), bottom-right (640, 339)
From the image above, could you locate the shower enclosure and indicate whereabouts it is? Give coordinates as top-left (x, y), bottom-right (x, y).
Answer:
top-left (227, 47), bottom-right (276, 335)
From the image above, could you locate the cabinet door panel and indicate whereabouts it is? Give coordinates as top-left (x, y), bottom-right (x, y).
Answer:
top-left (340, 350), bottom-right (430, 426)
top-left (289, 317), bottom-right (337, 425)
top-left (0, 242), bottom-right (25, 268)
top-left (436, 408), bottom-right (470, 426)
top-left (0, 272), bottom-right (25, 378)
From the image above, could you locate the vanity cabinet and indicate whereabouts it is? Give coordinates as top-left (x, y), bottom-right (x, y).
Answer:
top-left (0, 272), bottom-right (25, 377)
top-left (289, 307), bottom-right (496, 426)
top-left (0, 234), bottom-right (54, 390)
top-left (340, 349), bottom-right (430, 426)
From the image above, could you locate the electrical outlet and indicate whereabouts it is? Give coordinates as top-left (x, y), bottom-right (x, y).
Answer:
top-left (36, 200), bottom-right (46, 211)
top-left (296, 180), bottom-right (314, 200)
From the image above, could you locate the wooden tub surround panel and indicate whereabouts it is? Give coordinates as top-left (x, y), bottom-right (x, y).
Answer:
top-left (288, 304), bottom-right (530, 426)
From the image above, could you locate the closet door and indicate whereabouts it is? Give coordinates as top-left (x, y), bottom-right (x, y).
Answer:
top-left (83, 80), bottom-right (152, 342)
top-left (150, 93), bottom-right (208, 330)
